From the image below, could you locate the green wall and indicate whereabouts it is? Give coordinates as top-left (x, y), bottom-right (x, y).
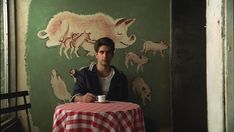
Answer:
top-left (226, 0), bottom-right (234, 131)
top-left (26, 0), bottom-right (171, 131)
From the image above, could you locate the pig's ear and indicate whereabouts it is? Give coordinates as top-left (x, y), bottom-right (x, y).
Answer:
top-left (125, 19), bottom-right (136, 26)
top-left (37, 30), bottom-right (48, 39)
top-left (115, 18), bottom-right (127, 26)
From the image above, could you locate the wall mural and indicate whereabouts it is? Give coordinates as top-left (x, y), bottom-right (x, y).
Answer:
top-left (40, 11), bottom-right (169, 106)
top-left (37, 11), bottom-right (136, 59)
top-left (50, 69), bottom-right (71, 103)
top-left (125, 52), bottom-right (149, 72)
top-left (142, 40), bottom-right (169, 57)
top-left (132, 77), bottom-right (152, 105)
top-left (25, 0), bottom-right (171, 131)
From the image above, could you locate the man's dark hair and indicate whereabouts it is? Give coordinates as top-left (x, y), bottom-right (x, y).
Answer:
top-left (94, 37), bottom-right (115, 53)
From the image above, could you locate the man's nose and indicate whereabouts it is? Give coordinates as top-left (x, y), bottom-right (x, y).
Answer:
top-left (103, 52), bottom-right (108, 57)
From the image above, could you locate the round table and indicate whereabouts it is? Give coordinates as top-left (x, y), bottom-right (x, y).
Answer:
top-left (52, 101), bottom-right (145, 132)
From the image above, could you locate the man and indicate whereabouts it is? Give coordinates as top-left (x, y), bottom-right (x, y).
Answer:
top-left (71, 37), bottom-right (128, 102)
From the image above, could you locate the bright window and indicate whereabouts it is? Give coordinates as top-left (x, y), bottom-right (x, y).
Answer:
top-left (1, 0), bottom-right (9, 122)
top-left (1, 0), bottom-right (9, 95)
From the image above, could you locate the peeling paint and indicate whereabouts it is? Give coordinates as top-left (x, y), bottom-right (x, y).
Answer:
top-left (16, 0), bottom-right (42, 132)
top-left (207, 0), bottom-right (226, 131)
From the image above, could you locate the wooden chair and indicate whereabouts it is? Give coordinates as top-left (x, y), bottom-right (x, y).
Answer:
top-left (0, 91), bottom-right (31, 132)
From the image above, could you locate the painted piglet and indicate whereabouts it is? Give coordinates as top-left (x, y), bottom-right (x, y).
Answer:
top-left (132, 77), bottom-right (152, 105)
top-left (141, 40), bottom-right (169, 57)
top-left (125, 52), bottom-right (149, 72)
top-left (37, 11), bottom-right (136, 56)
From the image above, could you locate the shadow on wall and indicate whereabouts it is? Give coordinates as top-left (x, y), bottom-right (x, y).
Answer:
top-left (144, 117), bottom-right (159, 132)
top-left (2, 119), bottom-right (25, 132)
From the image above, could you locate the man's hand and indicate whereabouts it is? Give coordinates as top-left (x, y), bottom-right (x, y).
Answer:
top-left (82, 93), bottom-right (97, 102)
top-left (74, 93), bottom-right (96, 103)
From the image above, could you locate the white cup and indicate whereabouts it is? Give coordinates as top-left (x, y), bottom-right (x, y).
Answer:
top-left (97, 95), bottom-right (106, 102)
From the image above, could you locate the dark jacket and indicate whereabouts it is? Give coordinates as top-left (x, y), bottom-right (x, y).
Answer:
top-left (71, 63), bottom-right (128, 102)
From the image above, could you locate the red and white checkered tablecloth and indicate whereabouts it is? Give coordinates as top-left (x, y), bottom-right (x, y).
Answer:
top-left (52, 101), bottom-right (145, 132)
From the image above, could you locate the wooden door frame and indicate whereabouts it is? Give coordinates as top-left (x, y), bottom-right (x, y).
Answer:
top-left (207, 0), bottom-right (234, 131)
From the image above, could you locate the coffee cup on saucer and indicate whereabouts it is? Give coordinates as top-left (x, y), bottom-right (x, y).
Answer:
top-left (97, 95), bottom-right (106, 102)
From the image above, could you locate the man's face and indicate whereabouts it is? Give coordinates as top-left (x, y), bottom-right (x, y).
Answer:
top-left (95, 45), bottom-right (114, 66)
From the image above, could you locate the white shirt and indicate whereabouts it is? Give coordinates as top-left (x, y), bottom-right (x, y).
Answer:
top-left (98, 68), bottom-right (115, 95)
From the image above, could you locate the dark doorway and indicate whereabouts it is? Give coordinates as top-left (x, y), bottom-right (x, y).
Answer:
top-left (171, 0), bottom-right (207, 131)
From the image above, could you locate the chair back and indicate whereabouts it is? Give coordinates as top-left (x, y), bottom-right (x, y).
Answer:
top-left (0, 91), bottom-right (31, 132)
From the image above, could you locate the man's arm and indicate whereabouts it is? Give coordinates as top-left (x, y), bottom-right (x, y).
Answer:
top-left (122, 73), bottom-right (129, 101)
top-left (70, 68), bottom-right (97, 103)
top-left (71, 69), bottom-right (87, 102)
top-left (73, 93), bottom-right (97, 102)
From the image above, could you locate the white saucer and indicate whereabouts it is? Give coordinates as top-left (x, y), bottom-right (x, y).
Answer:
top-left (95, 100), bottom-right (109, 103)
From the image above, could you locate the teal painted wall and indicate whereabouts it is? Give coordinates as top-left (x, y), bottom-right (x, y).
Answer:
top-left (226, 0), bottom-right (234, 131)
top-left (26, 0), bottom-right (171, 131)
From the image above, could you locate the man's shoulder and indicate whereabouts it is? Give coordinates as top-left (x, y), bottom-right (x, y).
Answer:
top-left (112, 66), bottom-right (126, 77)
top-left (78, 66), bottom-right (91, 75)
top-left (79, 62), bottom-right (96, 72)
top-left (79, 66), bottom-right (89, 72)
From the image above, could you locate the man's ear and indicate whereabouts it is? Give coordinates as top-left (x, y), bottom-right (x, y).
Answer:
top-left (95, 53), bottom-right (98, 58)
